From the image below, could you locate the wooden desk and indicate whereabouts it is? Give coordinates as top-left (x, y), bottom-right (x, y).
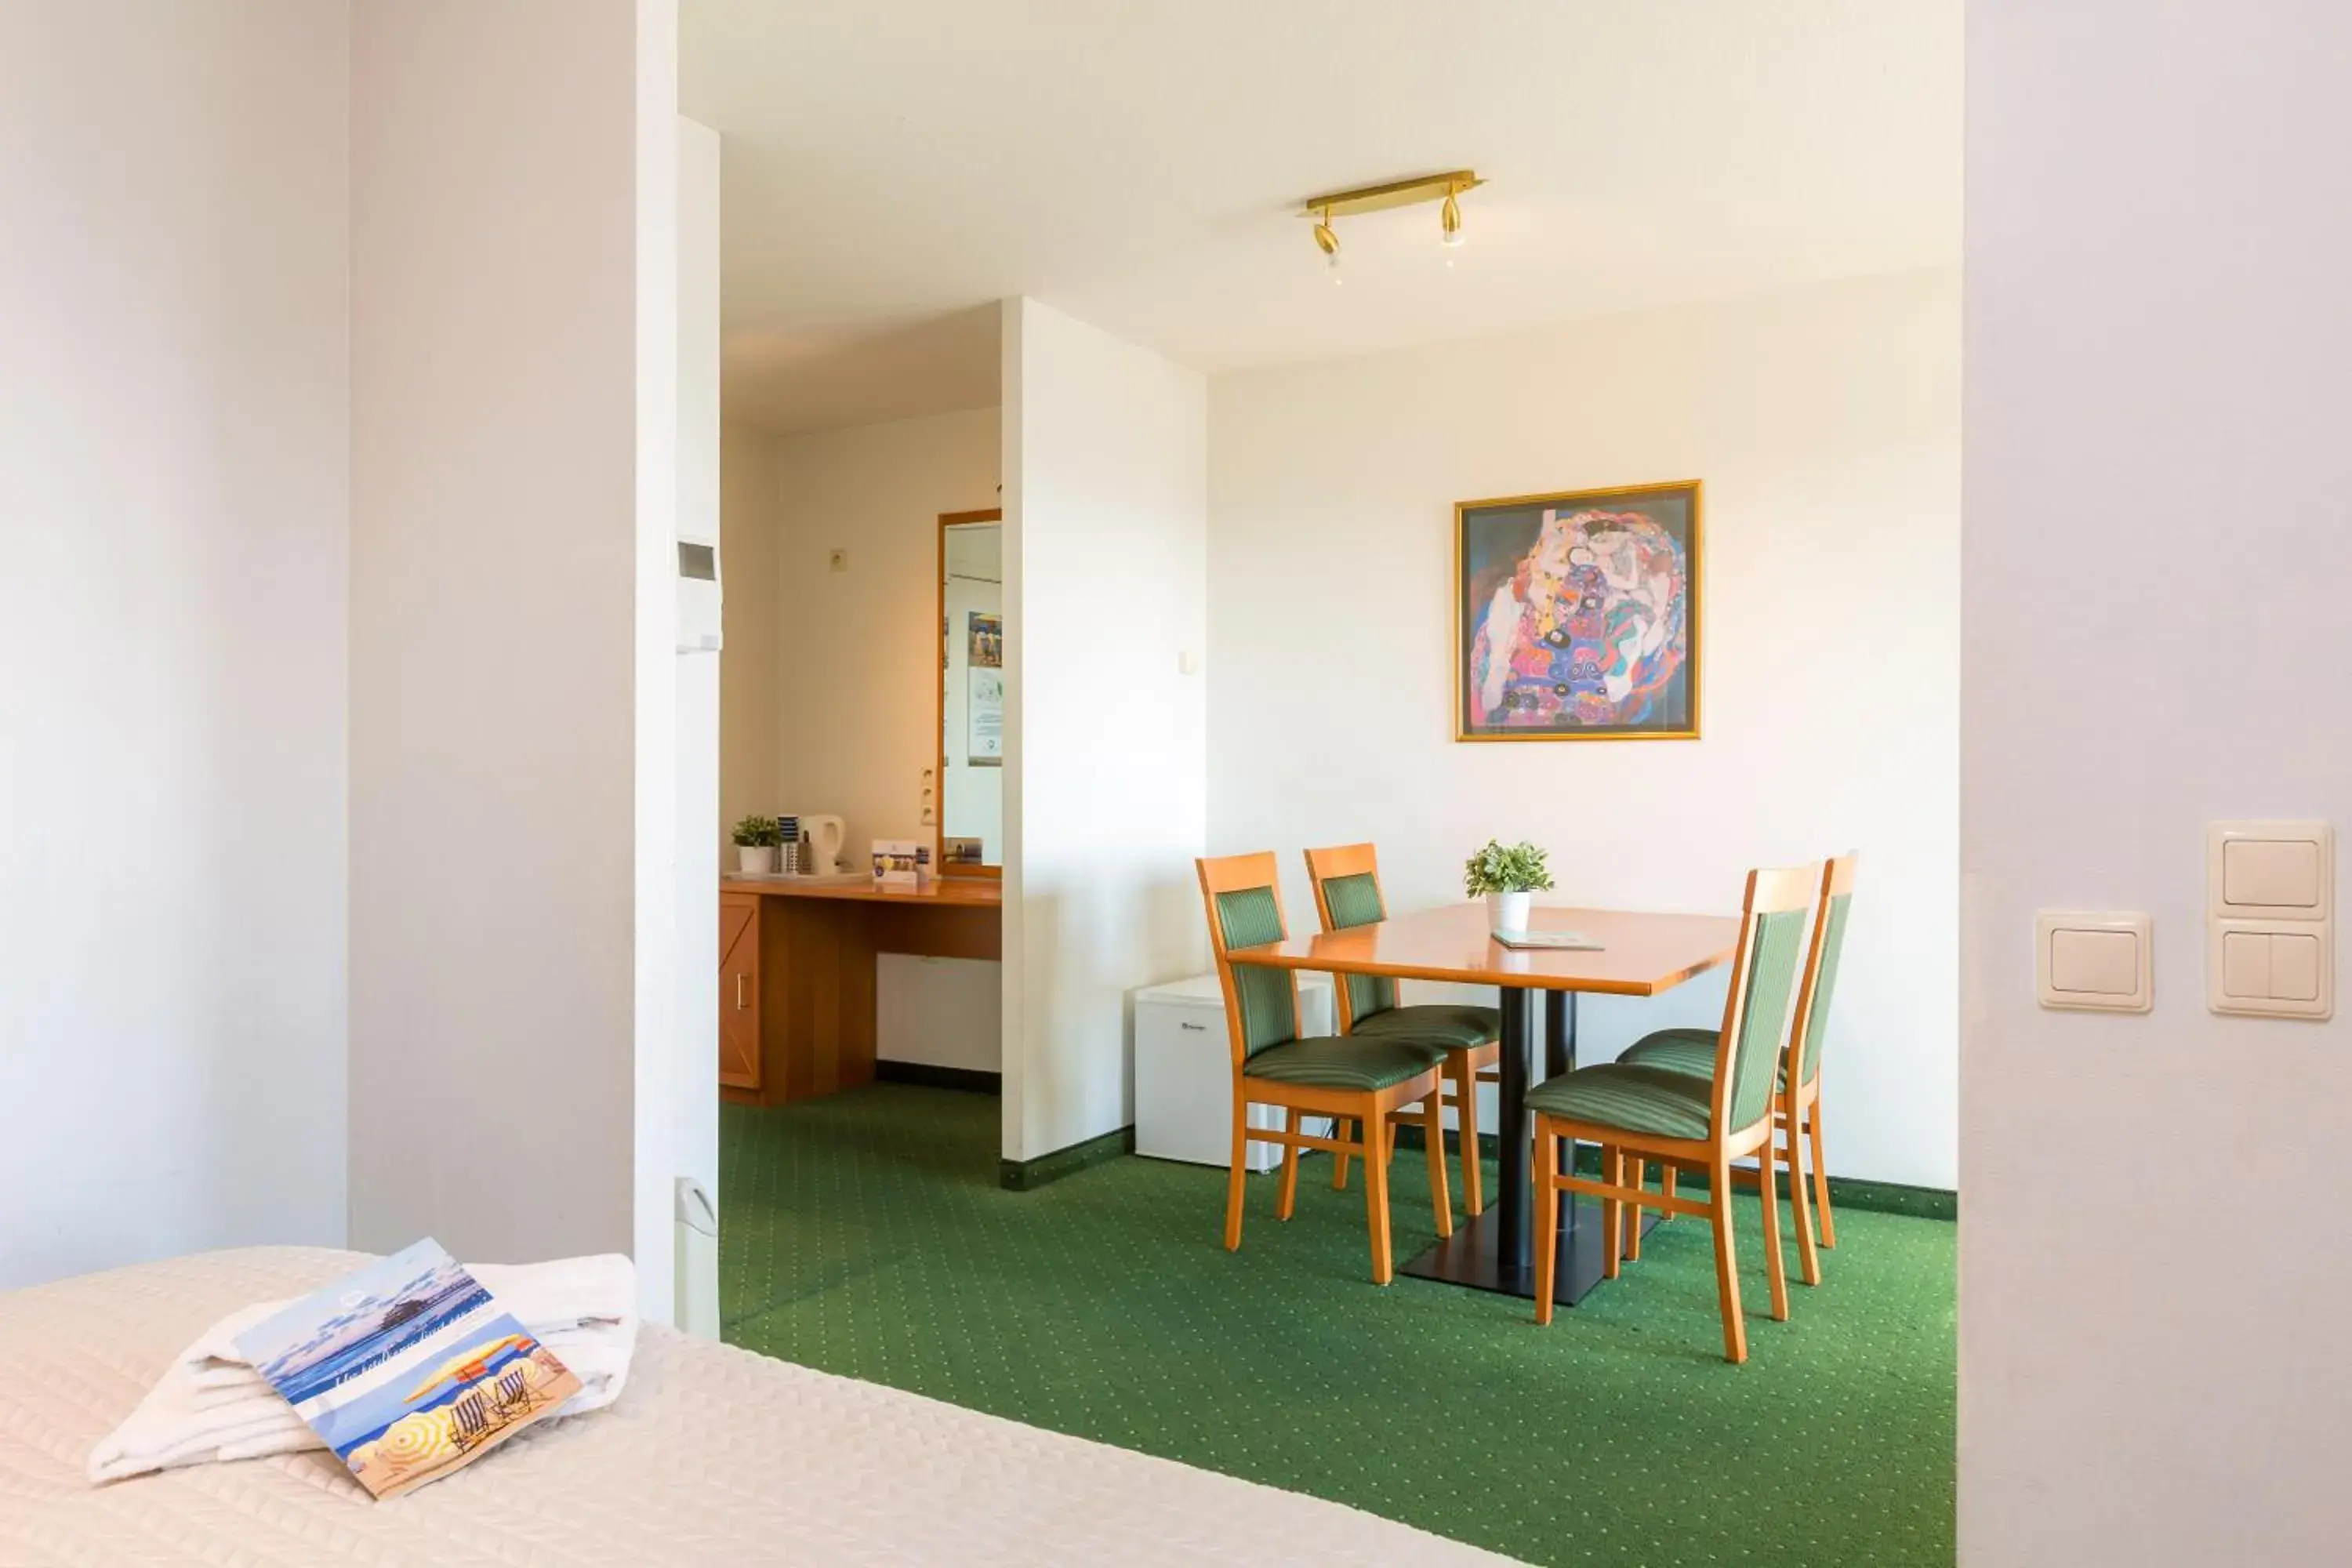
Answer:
top-left (720, 877), bottom-right (1002, 1106)
top-left (1232, 902), bottom-right (1739, 1305)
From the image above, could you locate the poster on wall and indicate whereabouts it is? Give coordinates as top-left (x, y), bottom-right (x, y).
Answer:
top-left (967, 612), bottom-right (1003, 765)
top-left (1454, 480), bottom-right (1701, 742)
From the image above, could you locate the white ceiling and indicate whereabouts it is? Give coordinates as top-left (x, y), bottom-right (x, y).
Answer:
top-left (684, 0), bottom-right (1960, 436)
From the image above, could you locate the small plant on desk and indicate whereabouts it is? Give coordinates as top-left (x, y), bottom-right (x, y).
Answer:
top-left (733, 815), bottom-right (786, 874)
top-left (1463, 840), bottom-right (1554, 935)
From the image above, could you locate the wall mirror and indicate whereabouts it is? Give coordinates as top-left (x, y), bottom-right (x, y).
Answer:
top-left (937, 510), bottom-right (1003, 876)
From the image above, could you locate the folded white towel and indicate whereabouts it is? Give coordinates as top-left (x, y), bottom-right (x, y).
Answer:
top-left (90, 1254), bottom-right (639, 1485)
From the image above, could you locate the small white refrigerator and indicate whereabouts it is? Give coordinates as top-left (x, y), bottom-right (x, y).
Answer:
top-left (1134, 971), bottom-right (1336, 1173)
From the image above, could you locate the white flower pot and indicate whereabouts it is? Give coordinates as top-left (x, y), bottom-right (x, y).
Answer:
top-left (1487, 889), bottom-right (1533, 935)
top-left (737, 844), bottom-right (779, 875)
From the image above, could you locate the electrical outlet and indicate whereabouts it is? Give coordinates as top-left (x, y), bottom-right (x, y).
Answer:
top-left (828, 548), bottom-right (848, 572)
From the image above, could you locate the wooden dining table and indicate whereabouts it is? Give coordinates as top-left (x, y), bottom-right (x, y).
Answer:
top-left (1229, 901), bottom-right (1740, 1305)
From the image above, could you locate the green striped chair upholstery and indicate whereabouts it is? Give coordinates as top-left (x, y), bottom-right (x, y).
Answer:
top-left (1304, 846), bottom-right (1504, 1219)
top-left (1205, 882), bottom-right (1447, 1091)
top-left (1524, 904), bottom-right (1806, 1145)
top-left (1613, 855), bottom-right (1856, 1268)
top-left (1315, 870), bottom-right (1502, 1047)
top-left (1617, 884), bottom-right (1849, 1091)
top-left (1196, 851), bottom-right (1454, 1285)
top-left (1523, 863), bottom-right (1821, 1363)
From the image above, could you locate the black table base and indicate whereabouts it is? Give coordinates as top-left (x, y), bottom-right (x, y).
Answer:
top-left (1396, 982), bottom-right (1648, 1306)
top-left (1397, 1202), bottom-right (1660, 1305)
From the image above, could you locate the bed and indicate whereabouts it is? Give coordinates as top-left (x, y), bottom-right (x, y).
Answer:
top-left (0, 1247), bottom-right (1510, 1565)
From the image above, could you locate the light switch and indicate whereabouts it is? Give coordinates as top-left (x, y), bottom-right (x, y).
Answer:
top-left (2209, 822), bottom-right (2333, 920)
top-left (2051, 929), bottom-right (2140, 995)
top-left (2223, 839), bottom-right (2321, 910)
top-left (2270, 933), bottom-right (2322, 1003)
top-left (2037, 912), bottom-right (2151, 1012)
top-left (2220, 931), bottom-right (2270, 999)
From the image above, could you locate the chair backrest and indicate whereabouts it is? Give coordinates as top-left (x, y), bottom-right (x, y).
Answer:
top-left (1708, 863), bottom-right (1821, 1139)
top-left (1786, 852), bottom-right (1858, 1091)
top-left (1196, 851), bottom-right (1305, 1071)
top-left (1302, 842), bottom-right (1396, 1030)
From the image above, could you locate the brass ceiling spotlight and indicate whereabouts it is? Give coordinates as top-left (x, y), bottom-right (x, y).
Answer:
top-left (1301, 170), bottom-right (1483, 274)
top-left (1312, 205), bottom-right (1341, 282)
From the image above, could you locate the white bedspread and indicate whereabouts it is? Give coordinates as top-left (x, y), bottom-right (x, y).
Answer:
top-left (0, 1247), bottom-right (1513, 1566)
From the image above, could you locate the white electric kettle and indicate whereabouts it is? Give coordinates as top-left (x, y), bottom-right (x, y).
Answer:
top-left (796, 814), bottom-right (846, 877)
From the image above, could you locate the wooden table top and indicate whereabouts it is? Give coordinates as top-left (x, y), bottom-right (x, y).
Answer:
top-left (1232, 902), bottom-right (1740, 996)
top-left (721, 875), bottom-right (1004, 908)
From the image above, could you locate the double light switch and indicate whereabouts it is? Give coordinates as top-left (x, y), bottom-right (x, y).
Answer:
top-left (2209, 822), bottom-right (2332, 1019)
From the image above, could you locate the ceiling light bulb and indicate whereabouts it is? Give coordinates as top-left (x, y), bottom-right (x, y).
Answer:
top-left (1312, 211), bottom-right (1339, 259)
top-left (1439, 190), bottom-right (1465, 249)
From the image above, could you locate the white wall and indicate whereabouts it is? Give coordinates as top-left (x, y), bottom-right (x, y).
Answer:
top-left (0, 0), bottom-right (350, 1287)
top-left (1962, 2), bottom-right (2352, 1560)
top-left (348, 0), bottom-right (673, 1275)
top-left (1002, 298), bottom-right (1209, 1161)
top-left (1208, 270), bottom-right (1960, 1189)
top-left (877, 956), bottom-right (1004, 1073)
top-left (757, 408), bottom-right (999, 854)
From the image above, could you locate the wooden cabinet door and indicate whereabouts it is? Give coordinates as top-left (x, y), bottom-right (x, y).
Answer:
top-left (719, 894), bottom-right (761, 1091)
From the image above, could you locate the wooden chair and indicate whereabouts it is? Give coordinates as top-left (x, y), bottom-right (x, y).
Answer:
top-left (1196, 852), bottom-right (1453, 1284)
top-left (1616, 852), bottom-right (1857, 1283)
top-left (1302, 844), bottom-right (1502, 1218)
top-left (1525, 863), bottom-right (1819, 1363)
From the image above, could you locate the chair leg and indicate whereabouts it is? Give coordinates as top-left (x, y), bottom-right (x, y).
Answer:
top-left (1534, 1120), bottom-right (1560, 1324)
top-left (1711, 1156), bottom-right (1747, 1363)
top-left (1662, 1165), bottom-right (1678, 1216)
top-left (1809, 1102), bottom-right (1837, 1249)
top-left (1600, 1146), bottom-right (1622, 1281)
top-left (1624, 1158), bottom-right (1644, 1261)
top-left (1787, 1116), bottom-right (1822, 1287)
top-left (1223, 1092), bottom-right (1249, 1252)
top-left (1276, 1110), bottom-right (1301, 1221)
top-left (1454, 1054), bottom-right (1484, 1218)
top-left (1421, 1096), bottom-right (1453, 1238)
top-left (1362, 1104), bottom-right (1394, 1284)
top-left (1759, 1133), bottom-right (1789, 1324)
top-left (1331, 1118), bottom-right (1352, 1191)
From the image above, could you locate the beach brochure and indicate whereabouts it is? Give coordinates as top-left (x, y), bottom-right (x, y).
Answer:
top-left (232, 1238), bottom-right (581, 1500)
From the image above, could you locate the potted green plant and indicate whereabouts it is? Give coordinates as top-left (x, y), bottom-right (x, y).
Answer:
top-left (1464, 839), bottom-right (1555, 935)
top-left (732, 815), bottom-right (786, 874)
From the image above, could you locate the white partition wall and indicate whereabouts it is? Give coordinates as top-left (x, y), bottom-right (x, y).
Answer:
top-left (669, 114), bottom-right (723, 1330)
top-left (0, 0), bottom-right (351, 1287)
top-left (1000, 298), bottom-right (1209, 1163)
top-left (349, 0), bottom-right (681, 1298)
top-left (1962, 1), bottom-right (2352, 1559)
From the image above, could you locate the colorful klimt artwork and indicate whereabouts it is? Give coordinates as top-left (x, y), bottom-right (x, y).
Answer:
top-left (1455, 482), bottom-right (1700, 741)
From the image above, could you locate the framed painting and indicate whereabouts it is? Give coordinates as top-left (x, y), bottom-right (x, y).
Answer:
top-left (1454, 480), bottom-right (1701, 742)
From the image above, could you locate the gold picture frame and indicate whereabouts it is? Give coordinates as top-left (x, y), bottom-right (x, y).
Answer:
top-left (1453, 480), bottom-right (1703, 742)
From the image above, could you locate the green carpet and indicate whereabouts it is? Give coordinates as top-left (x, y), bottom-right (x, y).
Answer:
top-left (720, 1085), bottom-right (1955, 1566)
